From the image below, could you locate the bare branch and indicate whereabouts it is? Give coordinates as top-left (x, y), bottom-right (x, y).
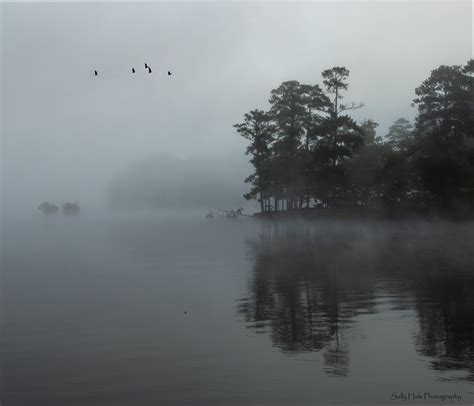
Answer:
top-left (337, 102), bottom-right (364, 114)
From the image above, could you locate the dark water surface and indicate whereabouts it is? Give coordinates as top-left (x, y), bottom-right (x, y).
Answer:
top-left (1, 211), bottom-right (473, 405)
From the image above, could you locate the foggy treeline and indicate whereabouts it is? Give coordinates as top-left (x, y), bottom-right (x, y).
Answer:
top-left (236, 60), bottom-right (474, 214)
top-left (107, 155), bottom-right (251, 210)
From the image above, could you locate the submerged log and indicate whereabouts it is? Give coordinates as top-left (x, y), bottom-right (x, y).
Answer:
top-left (205, 208), bottom-right (251, 219)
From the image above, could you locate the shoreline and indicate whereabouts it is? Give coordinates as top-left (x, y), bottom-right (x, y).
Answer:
top-left (252, 207), bottom-right (474, 221)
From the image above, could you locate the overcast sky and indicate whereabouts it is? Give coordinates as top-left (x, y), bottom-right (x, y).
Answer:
top-left (1, 1), bottom-right (472, 210)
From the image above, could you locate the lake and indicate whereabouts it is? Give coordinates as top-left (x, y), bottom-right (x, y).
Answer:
top-left (1, 211), bottom-right (473, 405)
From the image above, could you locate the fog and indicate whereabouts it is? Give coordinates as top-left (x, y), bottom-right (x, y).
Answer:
top-left (107, 153), bottom-right (254, 210)
top-left (2, 4), bottom-right (474, 401)
top-left (1, 1), bottom-right (472, 212)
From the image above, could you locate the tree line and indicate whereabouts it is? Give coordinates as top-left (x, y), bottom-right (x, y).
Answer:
top-left (235, 60), bottom-right (473, 214)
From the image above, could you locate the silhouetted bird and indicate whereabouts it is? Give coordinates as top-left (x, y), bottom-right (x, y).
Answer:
top-left (145, 63), bottom-right (148, 69)
top-left (148, 67), bottom-right (152, 73)
top-left (168, 71), bottom-right (172, 76)
top-left (94, 70), bottom-right (98, 76)
top-left (184, 311), bottom-right (187, 315)
top-left (132, 68), bottom-right (135, 73)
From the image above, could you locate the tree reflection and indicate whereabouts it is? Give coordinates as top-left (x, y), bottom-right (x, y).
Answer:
top-left (372, 226), bottom-right (474, 382)
top-left (411, 264), bottom-right (474, 382)
top-left (238, 222), bottom-right (378, 376)
top-left (238, 221), bottom-right (474, 381)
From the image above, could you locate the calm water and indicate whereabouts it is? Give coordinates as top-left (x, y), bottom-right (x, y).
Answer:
top-left (1, 211), bottom-right (473, 405)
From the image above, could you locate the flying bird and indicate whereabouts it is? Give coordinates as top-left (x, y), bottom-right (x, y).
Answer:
top-left (148, 67), bottom-right (152, 73)
top-left (168, 71), bottom-right (172, 76)
top-left (94, 70), bottom-right (98, 76)
top-left (132, 68), bottom-right (135, 73)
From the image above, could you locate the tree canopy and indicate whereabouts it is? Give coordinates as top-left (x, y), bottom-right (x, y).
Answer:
top-left (235, 60), bottom-right (474, 215)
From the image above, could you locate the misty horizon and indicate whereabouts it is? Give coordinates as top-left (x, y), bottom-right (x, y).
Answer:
top-left (2, 2), bottom-right (472, 211)
top-left (1, 2), bottom-right (474, 405)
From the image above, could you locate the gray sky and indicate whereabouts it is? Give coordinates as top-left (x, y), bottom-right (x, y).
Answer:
top-left (1, 1), bottom-right (472, 209)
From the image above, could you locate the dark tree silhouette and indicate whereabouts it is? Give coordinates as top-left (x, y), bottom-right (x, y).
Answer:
top-left (234, 110), bottom-right (275, 212)
top-left (412, 60), bottom-right (474, 209)
top-left (235, 59), bottom-right (473, 216)
top-left (269, 80), bottom-right (310, 210)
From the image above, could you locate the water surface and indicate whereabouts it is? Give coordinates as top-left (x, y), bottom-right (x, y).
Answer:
top-left (1, 211), bottom-right (473, 405)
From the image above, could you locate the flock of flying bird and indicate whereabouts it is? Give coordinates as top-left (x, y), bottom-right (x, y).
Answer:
top-left (93, 63), bottom-right (171, 76)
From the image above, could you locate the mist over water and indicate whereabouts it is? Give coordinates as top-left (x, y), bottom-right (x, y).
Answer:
top-left (1, 1), bottom-right (473, 404)
top-left (1, 212), bottom-right (473, 405)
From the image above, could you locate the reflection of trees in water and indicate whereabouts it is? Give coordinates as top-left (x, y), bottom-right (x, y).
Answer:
top-left (411, 264), bottom-right (474, 382)
top-left (372, 227), bottom-right (474, 382)
top-left (239, 221), bottom-right (474, 381)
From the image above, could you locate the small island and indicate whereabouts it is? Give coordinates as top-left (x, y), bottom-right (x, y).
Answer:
top-left (235, 61), bottom-right (474, 220)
